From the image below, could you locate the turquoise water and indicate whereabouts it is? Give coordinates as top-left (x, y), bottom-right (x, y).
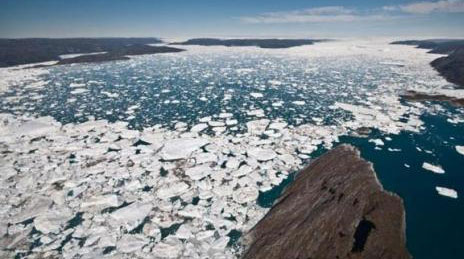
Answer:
top-left (340, 105), bottom-right (464, 259)
top-left (257, 104), bottom-right (464, 258)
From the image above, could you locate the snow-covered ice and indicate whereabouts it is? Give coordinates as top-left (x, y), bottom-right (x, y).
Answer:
top-left (422, 162), bottom-right (445, 174)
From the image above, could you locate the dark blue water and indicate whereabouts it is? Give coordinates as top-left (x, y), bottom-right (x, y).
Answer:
top-left (339, 107), bottom-right (464, 259)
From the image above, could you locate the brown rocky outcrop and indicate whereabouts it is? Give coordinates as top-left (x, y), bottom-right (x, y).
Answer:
top-left (242, 144), bottom-right (410, 259)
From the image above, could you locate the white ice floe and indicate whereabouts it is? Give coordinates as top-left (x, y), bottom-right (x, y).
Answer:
top-left (161, 138), bottom-right (209, 160)
top-left (246, 119), bottom-right (269, 135)
top-left (185, 165), bottom-right (212, 180)
top-left (292, 100), bottom-right (306, 106)
top-left (435, 187), bottom-right (458, 199)
top-left (369, 139), bottom-right (385, 146)
top-left (422, 162), bottom-right (445, 174)
top-left (117, 234), bottom-right (150, 253)
top-left (247, 148), bottom-right (277, 161)
top-left (233, 186), bottom-right (259, 204)
top-left (190, 123), bottom-right (208, 132)
top-left (250, 92), bottom-right (263, 98)
top-left (110, 202), bottom-right (153, 231)
top-left (81, 194), bottom-right (122, 211)
top-left (456, 146), bottom-right (464, 156)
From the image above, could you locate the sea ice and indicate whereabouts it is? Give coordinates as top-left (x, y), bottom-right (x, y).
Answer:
top-left (422, 162), bottom-right (445, 174)
top-left (456, 146), bottom-right (464, 156)
top-left (185, 165), bottom-right (212, 180)
top-left (247, 148), bottom-right (277, 161)
top-left (116, 234), bottom-right (150, 253)
top-left (250, 92), bottom-right (263, 98)
top-left (190, 123), bottom-right (208, 132)
top-left (110, 202), bottom-right (153, 231)
top-left (161, 138), bottom-right (209, 160)
top-left (435, 187), bottom-right (458, 199)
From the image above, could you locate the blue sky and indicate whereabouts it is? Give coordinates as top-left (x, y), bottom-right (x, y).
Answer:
top-left (1, 0), bottom-right (463, 39)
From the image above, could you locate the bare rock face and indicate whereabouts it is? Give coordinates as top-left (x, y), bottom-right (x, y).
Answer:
top-left (242, 144), bottom-right (410, 259)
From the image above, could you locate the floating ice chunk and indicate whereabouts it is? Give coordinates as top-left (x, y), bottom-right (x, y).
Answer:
top-left (272, 101), bottom-right (284, 107)
top-left (268, 122), bottom-right (287, 130)
top-left (247, 109), bottom-right (265, 117)
top-left (101, 91), bottom-right (119, 98)
top-left (161, 138), bottom-right (209, 160)
top-left (70, 88), bottom-right (88, 94)
top-left (422, 162), bottom-right (445, 174)
top-left (233, 186), bottom-right (259, 203)
top-left (292, 100), bottom-right (306, 106)
top-left (250, 92), bottom-right (263, 98)
top-left (116, 234), bottom-right (149, 253)
top-left (456, 146), bottom-right (464, 156)
top-left (110, 202), bottom-right (152, 231)
top-left (233, 165), bottom-right (253, 177)
top-left (435, 187), bottom-right (458, 199)
top-left (194, 152), bottom-right (218, 164)
top-left (12, 196), bottom-right (53, 223)
top-left (152, 241), bottom-right (182, 258)
top-left (81, 194), bottom-right (121, 211)
top-left (15, 117), bottom-right (60, 138)
top-left (199, 116), bottom-right (211, 122)
top-left (219, 113), bottom-right (233, 118)
top-left (70, 82), bottom-right (86, 88)
top-left (246, 119), bottom-right (270, 135)
top-left (157, 182), bottom-right (190, 199)
top-left (190, 123), bottom-right (208, 133)
top-left (178, 204), bottom-right (205, 218)
top-left (247, 148), bottom-right (277, 161)
top-left (369, 139), bottom-right (385, 146)
top-left (225, 158), bottom-right (240, 169)
top-left (185, 165), bottom-right (212, 180)
top-left (226, 119), bottom-right (238, 126)
top-left (208, 121), bottom-right (225, 127)
top-left (34, 209), bottom-right (73, 234)
top-left (175, 224), bottom-right (193, 239)
top-left (213, 126), bottom-right (226, 134)
top-left (211, 236), bottom-right (230, 251)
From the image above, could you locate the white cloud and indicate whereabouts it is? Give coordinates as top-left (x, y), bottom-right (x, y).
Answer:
top-left (239, 6), bottom-right (394, 24)
top-left (393, 0), bottom-right (464, 14)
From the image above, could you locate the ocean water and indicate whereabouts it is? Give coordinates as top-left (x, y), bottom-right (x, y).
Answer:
top-left (1, 41), bottom-right (463, 258)
top-left (340, 105), bottom-right (464, 259)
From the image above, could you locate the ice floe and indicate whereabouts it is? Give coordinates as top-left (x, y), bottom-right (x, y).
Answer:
top-left (435, 187), bottom-right (458, 199)
top-left (422, 162), bottom-right (445, 174)
top-left (456, 146), bottom-right (464, 156)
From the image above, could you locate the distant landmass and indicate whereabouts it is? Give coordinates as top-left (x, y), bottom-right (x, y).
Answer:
top-left (55, 45), bottom-right (184, 65)
top-left (0, 38), bottom-right (168, 67)
top-left (392, 39), bottom-right (464, 88)
top-left (171, 38), bottom-right (327, 49)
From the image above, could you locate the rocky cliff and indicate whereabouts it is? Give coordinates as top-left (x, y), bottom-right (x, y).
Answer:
top-left (242, 144), bottom-right (410, 259)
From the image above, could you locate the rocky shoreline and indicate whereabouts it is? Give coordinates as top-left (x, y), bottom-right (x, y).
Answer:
top-left (401, 90), bottom-right (464, 107)
top-left (392, 40), bottom-right (464, 88)
top-left (242, 144), bottom-right (410, 259)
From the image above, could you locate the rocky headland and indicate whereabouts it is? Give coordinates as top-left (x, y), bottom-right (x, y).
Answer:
top-left (242, 144), bottom-right (410, 259)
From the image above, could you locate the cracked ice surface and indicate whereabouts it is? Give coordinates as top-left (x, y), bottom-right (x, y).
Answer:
top-left (0, 40), bottom-right (462, 258)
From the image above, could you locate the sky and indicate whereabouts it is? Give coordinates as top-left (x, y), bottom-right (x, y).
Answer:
top-left (0, 0), bottom-right (463, 39)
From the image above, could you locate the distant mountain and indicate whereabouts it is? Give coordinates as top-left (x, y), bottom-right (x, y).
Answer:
top-left (0, 38), bottom-right (163, 67)
top-left (171, 38), bottom-right (328, 49)
top-left (392, 39), bottom-right (464, 88)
